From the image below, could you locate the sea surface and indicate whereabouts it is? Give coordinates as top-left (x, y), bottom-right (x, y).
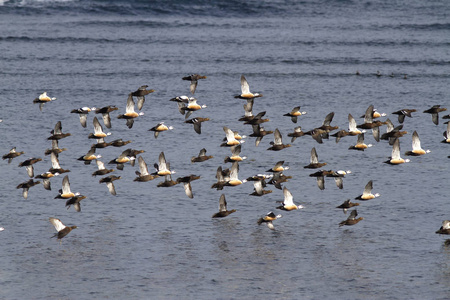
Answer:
top-left (0, 0), bottom-right (449, 299)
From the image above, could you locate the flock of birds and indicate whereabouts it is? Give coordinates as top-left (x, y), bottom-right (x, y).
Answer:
top-left (2, 73), bottom-right (450, 241)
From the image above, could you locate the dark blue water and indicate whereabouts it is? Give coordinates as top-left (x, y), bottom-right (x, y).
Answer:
top-left (1, 0), bottom-right (449, 299)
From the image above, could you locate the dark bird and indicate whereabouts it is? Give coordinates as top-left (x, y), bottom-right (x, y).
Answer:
top-left (339, 209), bottom-right (363, 227)
top-left (45, 140), bottom-right (67, 156)
top-left (99, 175), bottom-right (121, 195)
top-left (48, 121), bottom-right (71, 140)
top-left (19, 157), bottom-right (42, 178)
top-left (211, 166), bottom-right (230, 190)
top-left (304, 147), bottom-right (326, 169)
top-left (182, 74), bottom-right (207, 94)
top-left (380, 119), bottom-right (407, 145)
top-left (191, 148), bottom-right (213, 163)
top-left (250, 124), bottom-right (272, 147)
top-left (423, 105), bottom-right (447, 125)
top-left (331, 114), bottom-right (364, 143)
top-left (326, 170), bottom-right (351, 190)
top-left (48, 152), bottom-right (70, 174)
top-left (49, 217), bottom-right (77, 242)
top-left (176, 175), bottom-right (200, 199)
top-left (134, 156), bottom-right (159, 182)
top-left (65, 195), bottom-right (86, 212)
top-left (336, 199), bottom-right (359, 213)
top-left (131, 85), bottom-right (155, 110)
top-left (110, 139), bottom-right (132, 147)
top-left (92, 160), bottom-right (114, 177)
top-left (267, 128), bottom-right (291, 151)
top-left (244, 111), bottom-right (269, 125)
top-left (287, 126), bottom-right (306, 143)
top-left (238, 98), bottom-right (255, 122)
top-left (268, 172), bottom-right (292, 190)
top-left (212, 194), bottom-right (236, 218)
top-left (157, 174), bottom-right (178, 188)
top-left (309, 170), bottom-right (333, 190)
top-left (249, 175), bottom-right (272, 196)
top-left (91, 137), bottom-right (112, 149)
top-left (314, 112), bottom-right (339, 133)
top-left (16, 179), bottom-right (40, 199)
top-left (2, 147), bottom-right (24, 164)
top-left (185, 117), bottom-right (210, 134)
top-left (95, 105), bottom-right (118, 129)
top-left (357, 105), bottom-right (386, 142)
top-left (392, 109), bottom-right (416, 124)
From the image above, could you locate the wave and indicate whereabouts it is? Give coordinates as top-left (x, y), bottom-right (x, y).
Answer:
top-left (0, 0), bottom-right (291, 17)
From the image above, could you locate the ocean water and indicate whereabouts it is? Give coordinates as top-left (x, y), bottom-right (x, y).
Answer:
top-left (0, 0), bottom-right (449, 299)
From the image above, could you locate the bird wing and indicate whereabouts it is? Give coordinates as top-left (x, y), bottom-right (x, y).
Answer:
top-left (231, 144), bottom-right (241, 156)
top-left (348, 209), bottom-right (358, 220)
top-left (138, 156), bottom-right (149, 175)
top-left (310, 147), bottom-right (319, 164)
top-left (411, 131), bottom-right (421, 151)
top-left (189, 80), bottom-right (198, 95)
top-left (223, 126), bottom-right (236, 143)
top-left (158, 152), bottom-right (167, 171)
top-left (323, 112), bottom-right (335, 126)
top-left (274, 128), bottom-right (282, 145)
top-left (356, 133), bottom-right (365, 145)
top-left (364, 105), bottom-right (374, 124)
top-left (219, 194), bottom-right (227, 212)
top-left (93, 116), bottom-right (103, 134)
top-left (199, 148), bottom-right (207, 157)
top-left (283, 187), bottom-right (294, 206)
top-left (363, 180), bottom-right (373, 195)
top-left (240, 75), bottom-right (250, 94)
top-left (183, 182), bottom-right (193, 199)
top-left (49, 217), bottom-right (66, 232)
top-left (348, 114), bottom-right (357, 131)
top-left (230, 161), bottom-right (239, 181)
top-left (125, 93), bottom-right (135, 113)
top-left (54, 121), bottom-right (62, 135)
top-left (106, 182), bottom-right (116, 195)
top-left (50, 152), bottom-right (61, 169)
top-left (62, 175), bottom-right (72, 195)
top-left (391, 138), bottom-right (401, 160)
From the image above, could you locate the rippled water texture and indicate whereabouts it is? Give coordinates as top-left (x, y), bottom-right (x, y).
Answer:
top-left (0, 0), bottom-right (449, 299)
